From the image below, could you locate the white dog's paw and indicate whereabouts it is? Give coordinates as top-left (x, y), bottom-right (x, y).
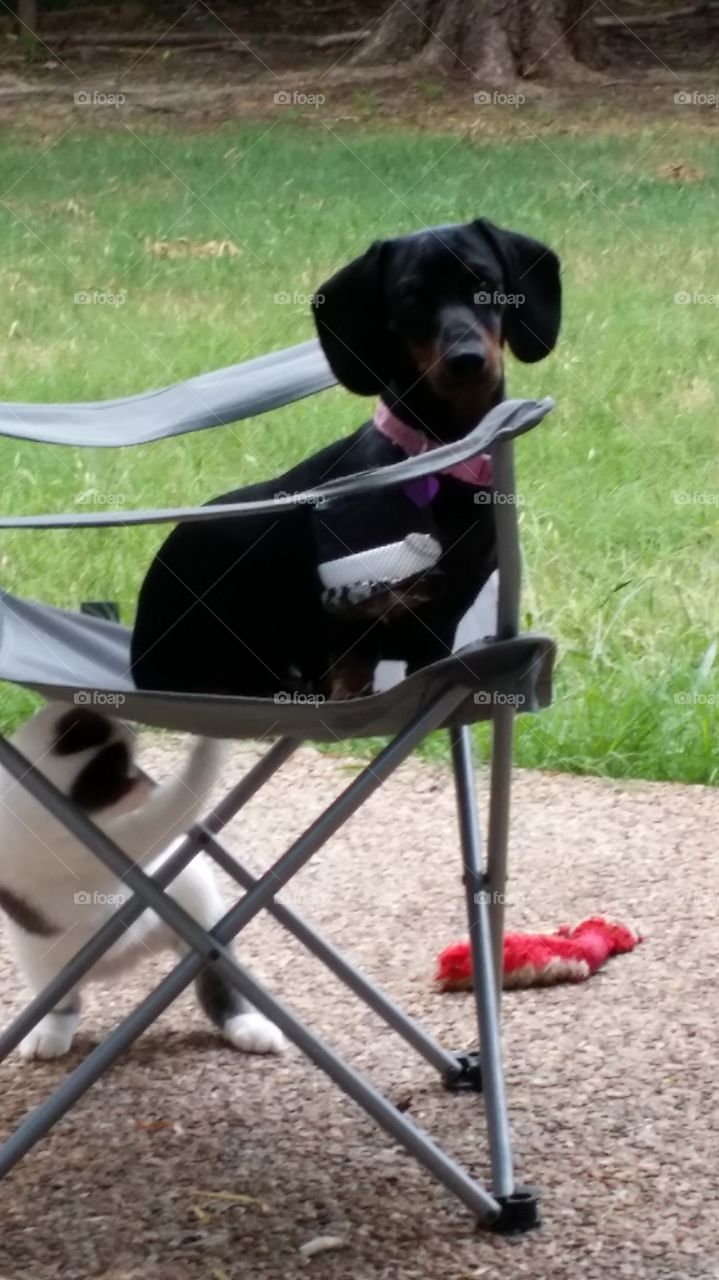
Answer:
top-left (19, 1016), bottom-right (76, 1061)
top-left (223, 1011), bottom-right (286, 1055)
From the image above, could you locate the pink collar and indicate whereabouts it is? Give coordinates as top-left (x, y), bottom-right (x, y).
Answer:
top-left (373, 400), bottom-right (492, 487)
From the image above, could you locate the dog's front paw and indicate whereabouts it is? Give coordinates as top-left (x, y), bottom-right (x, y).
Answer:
top-left (223, 1011), bottom-right (286, 1055)
top-left (19, 1017), bottom-right (76, 1061)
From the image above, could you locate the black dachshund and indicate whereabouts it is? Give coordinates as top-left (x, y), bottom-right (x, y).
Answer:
top-left (131, 218), bottom-right (561, 700)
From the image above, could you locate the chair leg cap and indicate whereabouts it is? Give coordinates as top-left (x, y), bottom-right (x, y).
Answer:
top-left (489, 1185), bottom-right (540, 1235)
top-left (444, 1050), bottom-right (483, 1093)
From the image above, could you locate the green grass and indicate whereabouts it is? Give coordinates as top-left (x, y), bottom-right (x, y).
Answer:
top-left (0, 119), bottom-right (716, 782)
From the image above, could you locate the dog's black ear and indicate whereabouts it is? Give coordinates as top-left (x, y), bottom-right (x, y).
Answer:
top-left (474, 218), bottom-right (561, 363)
top-left (312, 242), bottom-right (388, 395)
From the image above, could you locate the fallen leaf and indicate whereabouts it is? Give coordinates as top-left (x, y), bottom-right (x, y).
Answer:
top-left (299, 1235), bottom-right (349, 1258)
top-left (657, 161), bottom-right (705, 182)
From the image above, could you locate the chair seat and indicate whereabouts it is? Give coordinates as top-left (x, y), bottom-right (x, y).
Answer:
top-left (0, 590), bottom-right (554, 740)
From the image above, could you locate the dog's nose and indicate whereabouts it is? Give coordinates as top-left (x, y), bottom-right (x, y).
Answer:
top-left (445, 347), bottom-right (485, 377)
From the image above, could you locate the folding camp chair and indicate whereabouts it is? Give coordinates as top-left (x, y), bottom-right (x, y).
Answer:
top-left (0, 339), bottom-right (555, 1234)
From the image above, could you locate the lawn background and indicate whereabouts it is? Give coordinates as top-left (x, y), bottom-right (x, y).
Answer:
top-left (0, 118), bottom-right (716, 782)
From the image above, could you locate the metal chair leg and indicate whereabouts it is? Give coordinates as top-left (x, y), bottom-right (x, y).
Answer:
top-left (449, 723), bottom-right (539, 1234)
top-left (485, 706), bottom-right (516, 999)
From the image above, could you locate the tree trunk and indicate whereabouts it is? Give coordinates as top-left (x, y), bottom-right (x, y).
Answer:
top-left (351, 0), bottom-right (601, 81)
top-left (17, 0), bottom-right (38, 34)
top-left (352, 0), bottom-right (517, 81)
top-left (521, 0), bottom-right (603, 79)
top-left (567, 0), bottom-right (604, 70)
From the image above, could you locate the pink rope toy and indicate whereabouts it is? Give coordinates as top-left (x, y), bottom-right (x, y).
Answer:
top-left (436, 917), bottom-right (642, 991)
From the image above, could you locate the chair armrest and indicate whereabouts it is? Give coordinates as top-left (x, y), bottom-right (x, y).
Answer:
top-left (0, 398), bottom-right (554, 531)
top-left (0, 339), bottom-right (336, 448)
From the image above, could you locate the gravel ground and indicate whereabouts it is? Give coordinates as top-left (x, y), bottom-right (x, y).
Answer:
top-left (0, 739), bottom-right (717, 1280)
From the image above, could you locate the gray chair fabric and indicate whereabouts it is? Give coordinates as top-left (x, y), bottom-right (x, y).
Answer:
top-left (0, 590), bottom-right (554, 739)
top-left (0, 339), bottom-right (335, 448)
